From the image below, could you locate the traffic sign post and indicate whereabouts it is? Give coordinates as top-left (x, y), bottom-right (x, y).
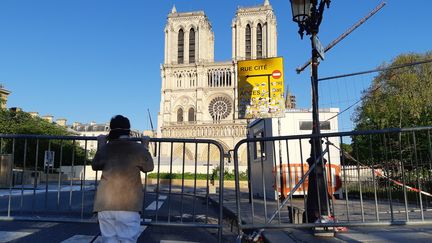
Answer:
top-left (44, 151), bottom-right (55, 168)
top-left (237, 57), bottom-right (285, 119)
top-left (313, 35), bottom-right (325, 60)
top-left (272, 70), bottom-right (282, 79)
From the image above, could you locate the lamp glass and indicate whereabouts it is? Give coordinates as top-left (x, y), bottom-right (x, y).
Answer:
top-left (290, 0), bottom-right (311, 23)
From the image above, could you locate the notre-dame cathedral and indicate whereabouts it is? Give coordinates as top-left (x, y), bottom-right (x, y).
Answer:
top-left (157, 0), bottom-right (278, 164)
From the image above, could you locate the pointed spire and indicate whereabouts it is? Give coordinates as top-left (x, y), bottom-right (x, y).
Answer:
top-left (285, 85), bottom-right (296, 109)
top-left (264, 0), bottom-right (270, 6)
top-left (171, 5), bottom-right (177, 14)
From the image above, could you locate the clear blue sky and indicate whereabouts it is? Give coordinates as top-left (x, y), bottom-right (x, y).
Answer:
top-left (1, 0), bottom-right (431, 132)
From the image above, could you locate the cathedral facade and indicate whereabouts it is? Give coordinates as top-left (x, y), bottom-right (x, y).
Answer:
top-left (157, 0), bottom-right (277, 164)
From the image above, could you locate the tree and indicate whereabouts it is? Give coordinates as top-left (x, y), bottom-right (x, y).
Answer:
top-left (353, 52), bottom-right (432, 130)
top-left (350, 52), bottom-right (432, 192)
top-left (0, 109), bottom-right (69, 135)
top-left (0, 97), bottom-right (5, 109)
top-left (0, 109), bottom-right (88, 168)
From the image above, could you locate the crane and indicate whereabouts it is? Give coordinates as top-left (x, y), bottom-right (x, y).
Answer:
top-left (295, 2), bottom-right (386, 74)
top-left (147, 108), bottom-right (155, 135)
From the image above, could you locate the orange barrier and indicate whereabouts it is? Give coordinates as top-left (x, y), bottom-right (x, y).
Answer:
top-left (274, 163), bottom-right (342, 196)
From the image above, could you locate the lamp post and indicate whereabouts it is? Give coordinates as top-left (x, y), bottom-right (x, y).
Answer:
top-left (290, 0), bottom-right (331, 223)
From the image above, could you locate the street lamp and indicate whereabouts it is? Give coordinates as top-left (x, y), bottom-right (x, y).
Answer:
top-left (290, 0), bottom-right (311, 37)
top-left (289, 0), bottom-right (331, 223)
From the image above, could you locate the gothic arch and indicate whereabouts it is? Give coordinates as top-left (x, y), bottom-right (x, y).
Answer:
top-left (176, 25), bottom-right (186, 33)
top-left (178, 28), bottom-right (185, 64)
top-left (199, 139), bottom-right (230, 163)
top-left (255, 20), bottom-right (265, 28)
top-left (207, 93), bottom-right (232, 103)
top-left (256, 23), bottom-right (263, 59)
top-left (174, 95), bottom-right (193, 108)
top-left (173, 144), bottom-right (195, 162)
top-left (239, 146), bottom-right (248, 166)
top-left (186, 24), bottom-right (197, 32)
top-left (176, 107), bottom-right (184, 123)
top-left (189, 27), bottom-right (196, 63)
top-left (216, 139), bottom-right (230, 154)
top-left (188, 106), bottom-right (196, 122)
top-left (245, 24), bottom-right (252, 59)
top-left (243, 20), bottom-right (253, 28)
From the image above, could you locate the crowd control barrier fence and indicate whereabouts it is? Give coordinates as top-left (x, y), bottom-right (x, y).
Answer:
top-left (0, 134), bottom-right (225, 242)
top-left (233, 126), bottom-right (432, 235)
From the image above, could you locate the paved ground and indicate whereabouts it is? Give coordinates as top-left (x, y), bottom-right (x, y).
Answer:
top-left (209, 187), bottom-right (432, 242)
top-left (0, 220), bottom-right (231, 243)
top-left (3, 182), bottom-right (432, 242)
top-left (263, 225), bottom-right (432, 243)
top-left (0, 182), bottom-right (236, 242)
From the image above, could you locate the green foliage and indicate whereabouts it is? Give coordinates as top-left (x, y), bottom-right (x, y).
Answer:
top-left (210, 166), bottom-right (248, 181)
top-left (147, 172), bottom-right (209, 180)
top-left (0, 109), bottom-right (89, 168)
top-left (346, 180), bottom-right (432, 205)
top-left (340, 143), bottom-right (357, 165)
top-left (350, 52), bottom-right (432, 167)
top-left (0, 97), bottom-right (5, 108)
top-left (340, 143), bottom-right (353, 154)
top-left (146, 167), bottom-right (248, 181)
top-left (353, 52), bottom-right (432, 130)
top-left (0, 110), bottom-right (69, 135)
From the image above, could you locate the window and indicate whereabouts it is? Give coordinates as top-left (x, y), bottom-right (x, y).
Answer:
top-left (257, 23), bottom-right (262, 58)
top-left (299, 121), bottom-right (331, 130)
top-left (207, 69), bottom-right (231, 87)
top-left (178, 29), bottom-right (184, 64)
top-left (253, 131), bottom-right (266, 159)
top-left (208, 96), bottom-right (232, 122)
top-left (245, 24), bottom-right (251, 60)
top-left (188, 107), bottom-right (195, 122)
top-left (189, 28), bottom-right (195, 63)
top-left (177, 74), bottom-right (182, 87)
top-left (177, 108), bottom-right (183, 122)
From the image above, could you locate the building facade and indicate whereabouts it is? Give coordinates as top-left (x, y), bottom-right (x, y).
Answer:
top-left (71, 122), bottom-right (141, 157)
top-left (157, 0), bottom-right (277, 164)
top-left (0, 85), bottom-right (11, 109)
top-left (71, 122), bottom-right (110, 153)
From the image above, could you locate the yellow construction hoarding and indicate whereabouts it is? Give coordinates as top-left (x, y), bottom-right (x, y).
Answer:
top-left (237, 57), bottom-right (285, 119)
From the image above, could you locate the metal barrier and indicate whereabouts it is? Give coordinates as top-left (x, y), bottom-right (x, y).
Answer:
top-left (0, 134), bottom-right (225, 242)
top-left (233, 126), bottom-right (432, 234)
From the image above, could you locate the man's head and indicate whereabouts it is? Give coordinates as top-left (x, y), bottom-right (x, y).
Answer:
top-left (108, 115), bottom-right (130, 139)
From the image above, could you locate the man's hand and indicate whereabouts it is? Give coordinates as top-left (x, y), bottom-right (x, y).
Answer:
top-left (97, 135), bottom-right (107, 149)
top-left (141, 136), bottom-right (150, 150)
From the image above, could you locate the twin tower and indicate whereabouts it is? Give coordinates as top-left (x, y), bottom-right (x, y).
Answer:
top-left (162, 0), bottom-right (277, 65)
top-left (157, 0), bottom-right (277, 162)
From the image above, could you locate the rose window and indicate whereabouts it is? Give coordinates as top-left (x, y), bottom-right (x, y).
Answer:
top-left (208, 97), bottom-right (232, 121)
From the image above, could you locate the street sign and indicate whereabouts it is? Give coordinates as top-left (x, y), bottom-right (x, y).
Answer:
top-left (272, 70), bottom-right (282, 79)
top-left (44, 151), bottom-right (55, 168)
top-left (313, 35), bottom-right (325, 60)
top-left (237, 57), bottom-right (285, 119)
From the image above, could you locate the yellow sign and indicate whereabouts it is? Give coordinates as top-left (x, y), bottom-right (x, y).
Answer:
top-left (237, 57), bottom-right (285, 119)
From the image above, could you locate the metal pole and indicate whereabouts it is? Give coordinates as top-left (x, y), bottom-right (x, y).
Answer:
top-left (306, 29), bottom-right (328, 222)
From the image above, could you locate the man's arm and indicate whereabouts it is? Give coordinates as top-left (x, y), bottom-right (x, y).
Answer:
top-left (138, 136), bottom-right (154, 173)
top-left (138, 149), bottom-right (154, 173)
top-left (92, 135), bottom-right (107, 171)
